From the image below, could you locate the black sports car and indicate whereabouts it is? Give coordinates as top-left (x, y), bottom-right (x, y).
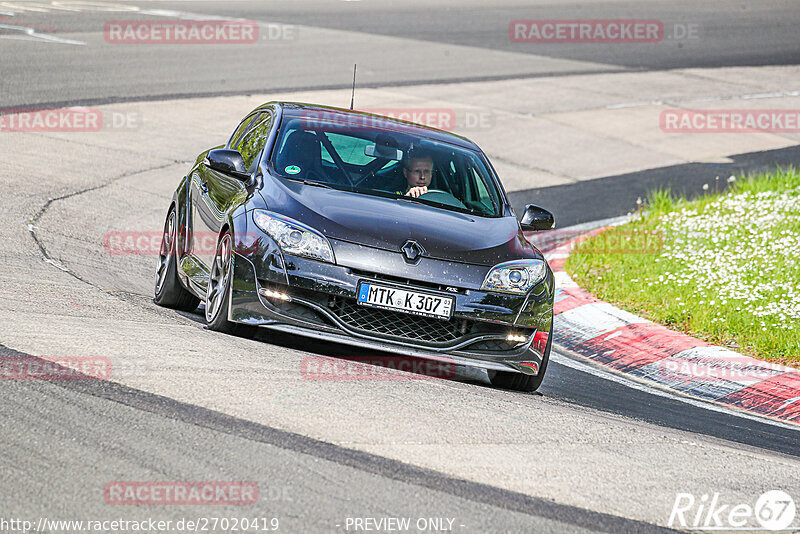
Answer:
top-left (155, 102), bottom-right (556, 391)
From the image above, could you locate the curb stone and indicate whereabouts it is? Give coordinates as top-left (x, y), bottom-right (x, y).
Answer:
top-left (528, 222), bottom-right (800, 426)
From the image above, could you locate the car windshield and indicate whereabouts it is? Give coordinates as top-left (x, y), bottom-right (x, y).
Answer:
top-left (269, 117), bottom-right (503, 217)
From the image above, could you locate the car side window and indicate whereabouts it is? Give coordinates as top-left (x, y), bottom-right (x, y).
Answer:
top-left (228, 113), bottom-right (258, 148)
top-left (468, 163), bottom-right (498, 212)
top-left (236, 112), bottom-right (274, 172)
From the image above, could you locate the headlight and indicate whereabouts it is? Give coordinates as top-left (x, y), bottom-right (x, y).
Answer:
top-left (253, 210), bottom-right (335, 263)
top-left (481, 260), bottom-right (547, 294)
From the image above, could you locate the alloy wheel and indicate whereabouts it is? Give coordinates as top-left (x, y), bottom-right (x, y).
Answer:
top-left (206, 233), bottom-right (232, 323)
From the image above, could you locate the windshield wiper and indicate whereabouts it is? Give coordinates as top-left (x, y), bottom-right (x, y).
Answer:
top-left (304, 180), bottom-right (334, 189)
top-left (392, 194), bottom-right (425, 204)
top-left (393, 194), bottom-right (487, 216)
top-left (392, 195), bottom-right (448, 209)
top-left (286, 177), bottom-right (334, 189)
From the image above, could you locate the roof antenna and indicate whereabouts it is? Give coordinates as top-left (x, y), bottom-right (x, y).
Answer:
top-left (350, 63), bottom-right (357, 110)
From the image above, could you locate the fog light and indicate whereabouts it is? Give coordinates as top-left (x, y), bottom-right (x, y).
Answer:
top-left (259, 288), bottom-right (291, 301)
top-left (506, 333), bottom-right (527, 343)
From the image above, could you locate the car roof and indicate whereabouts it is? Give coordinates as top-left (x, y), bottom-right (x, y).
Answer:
top-left (256, 101), bottom-right (481, 151)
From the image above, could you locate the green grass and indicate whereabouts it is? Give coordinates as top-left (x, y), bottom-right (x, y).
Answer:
top-left (565, 167), bottom-right (800, 367)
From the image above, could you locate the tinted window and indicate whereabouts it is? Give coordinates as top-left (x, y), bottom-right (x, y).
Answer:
top-left (228, 113), bottom-right (258, 148)
top-left (270, 117), bottom-right (502, 217)
top-left (323, 133), bottom-right (375, 166)
top-left (469, 165), bottom-right (496, 214)
top-left (236, 112), bottom-right (273, 172)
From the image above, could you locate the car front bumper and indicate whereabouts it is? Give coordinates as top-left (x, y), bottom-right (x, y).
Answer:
top-left (228, 244), bottom-right (554, 375)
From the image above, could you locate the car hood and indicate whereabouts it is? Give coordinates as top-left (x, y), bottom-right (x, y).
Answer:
top-left (259, 177), bottom-right (541, 266)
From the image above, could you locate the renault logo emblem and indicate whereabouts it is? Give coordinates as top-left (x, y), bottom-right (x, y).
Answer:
top-left (401, 240), bottom-right (425, 264)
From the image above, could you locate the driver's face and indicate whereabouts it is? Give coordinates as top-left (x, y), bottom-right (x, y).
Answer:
top-left (403, 157), bottom-right (434, 189)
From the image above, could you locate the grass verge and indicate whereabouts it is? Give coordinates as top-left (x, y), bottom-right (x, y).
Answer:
top-left (565, 167), bottom-right (800, 367)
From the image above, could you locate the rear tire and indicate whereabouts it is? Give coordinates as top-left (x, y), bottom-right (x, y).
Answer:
top-left (154, 207), bottom-right (200, 312)
top-left (489, 325), bottom-right (553, 392)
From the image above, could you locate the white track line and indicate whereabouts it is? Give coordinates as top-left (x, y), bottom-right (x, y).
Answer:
top-left (0, 24), bottom-right (85, 45)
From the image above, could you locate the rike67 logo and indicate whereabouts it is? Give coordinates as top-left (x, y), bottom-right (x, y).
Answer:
top-left (669, 491), bottom-right (797, 531)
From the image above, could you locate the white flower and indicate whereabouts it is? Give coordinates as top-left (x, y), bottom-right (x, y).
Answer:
top-left (646, 185), bottom-right (800, 326)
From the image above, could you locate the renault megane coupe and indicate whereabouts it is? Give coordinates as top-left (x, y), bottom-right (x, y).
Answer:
top-left (155, 102), bottom-right (556, 391)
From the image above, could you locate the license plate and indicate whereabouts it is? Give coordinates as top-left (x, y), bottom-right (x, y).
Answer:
top-left (357, 281), bottom-right (454, 320)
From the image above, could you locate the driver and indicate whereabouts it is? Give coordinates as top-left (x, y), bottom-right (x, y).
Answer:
top-left (401, 150), bottom-right (434, 198)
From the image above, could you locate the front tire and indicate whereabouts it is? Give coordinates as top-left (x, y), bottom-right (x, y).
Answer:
top-left (155, 207), bottom-right (200, 312)
top-left (205, 231), bottom-right (238, 334)
top-left (204, 230), bottom-right (260, 339)
top-left (489, 325), bottom-right (553, 392)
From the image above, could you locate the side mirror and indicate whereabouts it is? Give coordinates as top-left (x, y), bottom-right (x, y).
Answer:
top-left (204, 149), bottom-right (250, 181)
top-left (520, 204), bottom-right (555, 231)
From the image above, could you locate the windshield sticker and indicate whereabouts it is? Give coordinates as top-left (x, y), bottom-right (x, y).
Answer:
top-left (285, 165), bottom-right (301, 175)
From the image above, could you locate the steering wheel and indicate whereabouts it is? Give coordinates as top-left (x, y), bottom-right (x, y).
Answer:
top-left (418, 189), bottom-right (468, 209)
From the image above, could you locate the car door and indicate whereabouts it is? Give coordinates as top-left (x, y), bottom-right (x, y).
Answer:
top-left (190, 111), bottom-right (273, 275)
top-left (187, 113), bottom-right (258, 282)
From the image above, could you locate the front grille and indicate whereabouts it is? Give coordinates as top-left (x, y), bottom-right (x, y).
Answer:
top-left (326, 297), bottom-right (522, 347)
top-left (258, 281), bottom-right (529, 350)
top-left (329, 298), bottom-right (467, 343)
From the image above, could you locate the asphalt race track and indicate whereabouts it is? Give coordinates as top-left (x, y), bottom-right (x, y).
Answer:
top-left (4, 0), bottom-right (800, 108)
top-left (1, 1), bottom-right (799, 533)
